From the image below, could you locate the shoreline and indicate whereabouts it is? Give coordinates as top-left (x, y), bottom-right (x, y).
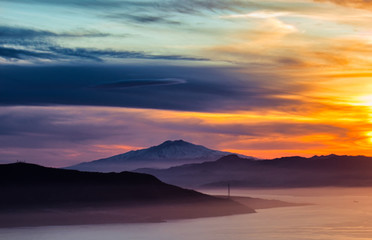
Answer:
top-left (0, 196), bottom-right (306, 228)
top-left (0, 203), bottom-right (252, 228)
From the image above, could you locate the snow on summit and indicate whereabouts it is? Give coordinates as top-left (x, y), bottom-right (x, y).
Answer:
top-left (66, 140), bottom-right (251, 172)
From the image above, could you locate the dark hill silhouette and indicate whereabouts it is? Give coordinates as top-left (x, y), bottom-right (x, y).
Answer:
top-left (135, 154), bottom-right (372, 188)
top-left (0, 162), bottom-right (254, 227)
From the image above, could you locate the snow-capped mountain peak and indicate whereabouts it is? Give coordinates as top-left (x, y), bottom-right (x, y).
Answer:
top-left (66, 140), bottom-right (251, 172)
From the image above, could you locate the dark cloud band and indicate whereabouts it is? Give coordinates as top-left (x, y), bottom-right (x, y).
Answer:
top-left (0, 64), bottom-right (300, 112)
top-left (93, 78), bottom-right (186, 89)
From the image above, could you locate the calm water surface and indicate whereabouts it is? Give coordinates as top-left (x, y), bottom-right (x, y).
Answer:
top-left (2, 188), bottom-right (372, 240)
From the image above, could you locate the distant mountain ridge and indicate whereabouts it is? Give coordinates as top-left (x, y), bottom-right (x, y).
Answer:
top-left (135, 154), bottom-right (372, 188)
top-left (66, 140), bottom-right (251, 172)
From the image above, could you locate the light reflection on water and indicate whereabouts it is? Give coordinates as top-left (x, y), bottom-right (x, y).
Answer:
top-left (2, 187), bottom-right (372, 240)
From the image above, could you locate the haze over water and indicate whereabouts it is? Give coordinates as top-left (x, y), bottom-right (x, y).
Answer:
top-left (2, 187), bottom-right (372, 240)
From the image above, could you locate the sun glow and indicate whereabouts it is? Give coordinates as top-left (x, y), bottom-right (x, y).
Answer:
top-left (366, 131), bottom-right (372, 144)
top-left (357, 95), bottom-right (372, 107)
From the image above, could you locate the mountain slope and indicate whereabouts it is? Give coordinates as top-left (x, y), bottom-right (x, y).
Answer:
top-left (66, 140), bottom-right (250, 172)
top-left (0, 162), bottom-right (254, 227)
top-left (0, 162), bottom-right (228, 208)
top-left (135, 154), bottom-right (372, 188)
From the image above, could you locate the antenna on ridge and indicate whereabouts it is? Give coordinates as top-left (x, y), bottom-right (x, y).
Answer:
top-left (227, 183), bottom-right (230, 198)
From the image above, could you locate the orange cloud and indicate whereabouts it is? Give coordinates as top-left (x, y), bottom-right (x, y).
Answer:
top-left (315, 0), bottom-right (372, 11)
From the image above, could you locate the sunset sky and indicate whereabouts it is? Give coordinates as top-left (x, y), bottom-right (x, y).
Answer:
top-left (1, 0), bottom-right (372, 167)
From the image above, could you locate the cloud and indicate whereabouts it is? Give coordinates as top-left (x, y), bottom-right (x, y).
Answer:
top-left (0, 109), bottom-right (114, 144)
top-left (0, 46), bottom-right (55, 60)
top-left (0, 64), bottom-right (306, 112)
top-left (93, 78), bottom-right (186, 89)
top-left (0, 26), bottom-right (110, 39)
top-left (1, 0), bottom-right (260, 30)
top-left (0, 25), bottom-right (207, 63)
top-left (205, 13), bottom-right (372, 71)
top-left (220, 11), bottom-right (290, 19)
top-left (2, 0), bottom-right (126, 8)
top-left (194, 122), bottom-right (345, 137)
top-left (0, 106), bottom-right (142, 166)
top-left (204, 17), bottom-right (299, 67)
top-left (106, 13), bottom-right (182, 25)
top-left (0, 26), bottom-right (208, 62)
top-left (0, 25), bottom-right (211, 63)
top-left (50, 47), bottom-right (207, 61)
top-left (4, 0), bottom-right (256, 14)
top-left (0, 45), bottom-right (208, 62)
top-left (0, 103), bottom-right (365, 166)
top-left (315, 0), bottom-right (372, 11)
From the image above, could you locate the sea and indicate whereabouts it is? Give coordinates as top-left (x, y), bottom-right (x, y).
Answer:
top-left (1, 187), bottom-right (372, 240)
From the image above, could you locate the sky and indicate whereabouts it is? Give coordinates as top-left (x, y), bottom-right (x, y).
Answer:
top-left (1, 0), bottom-right (372, 167)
